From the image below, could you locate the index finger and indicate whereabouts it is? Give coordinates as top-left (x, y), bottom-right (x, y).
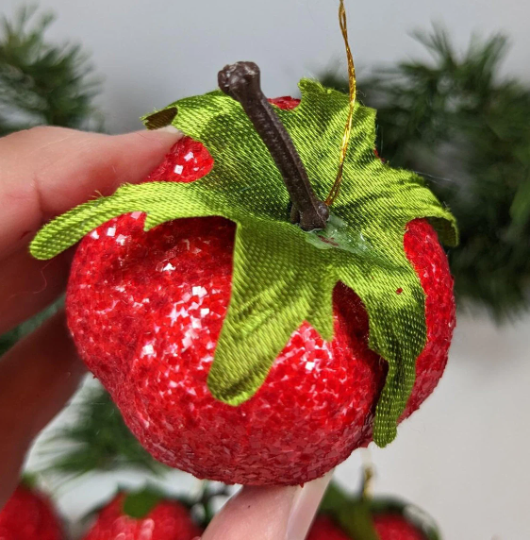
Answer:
top-left (0, 126), bottom-right (181, 258)
top-left (201, 473), bottom-right (332, 540)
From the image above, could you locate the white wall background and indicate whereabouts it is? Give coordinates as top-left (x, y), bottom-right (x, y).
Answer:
top-left (3, 0), bottom-right (530, 538)
top-left (4, 0), bottom-right (530, 134)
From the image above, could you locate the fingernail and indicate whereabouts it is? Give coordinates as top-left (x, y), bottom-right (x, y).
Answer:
top-left (286, 471), bottom-right (334, 540)
top-left (154, 125), bottom-right (182, 134)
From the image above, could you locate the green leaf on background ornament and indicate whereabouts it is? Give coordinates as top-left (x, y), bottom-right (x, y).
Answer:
top-left (122, 488), bottom-right (164, 519)
top-left (368, 497), bottom-right (442, 540)
top-left (30, 79), bottom-right (457, 446)
top-left (320, 482), bottom-right (352, 513)
top-left (509, 178), bottom-right (530, 233)
top-left (340, 501), bottom-right (380, 540)
top-left (320, 483), bottom-right (379, 540)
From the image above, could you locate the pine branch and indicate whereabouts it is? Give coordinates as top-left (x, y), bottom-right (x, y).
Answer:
top-left (0, 4), bottom-right (102, 135)
top-left (38, 384), bottom-right (169, 478)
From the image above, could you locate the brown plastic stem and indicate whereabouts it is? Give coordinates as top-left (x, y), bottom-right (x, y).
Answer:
top-left (218, 61), bottom-right (329, 231)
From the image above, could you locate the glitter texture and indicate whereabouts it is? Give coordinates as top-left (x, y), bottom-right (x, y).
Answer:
top-left (0, 485), bottom-right (64, 540)
top-left (66, 97), bottom-right (455, 485)
top-left (145, 136), bottom-right (213, 184)
top-left (268, 96), bottom-right (301, 110)
top-left (82, 494), bottom-right (201, 540)
top-left (372, 514), bottom-right (428, 540)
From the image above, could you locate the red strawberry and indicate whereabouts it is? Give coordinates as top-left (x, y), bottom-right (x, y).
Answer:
top-left (66, 97), bottom-right (455, 485)
top-left (82, 493), bottom-right (201, 540)
top-left (0, 484), bottom-right (64, 540)
top-left (307, 514), bottom-right (428, 540)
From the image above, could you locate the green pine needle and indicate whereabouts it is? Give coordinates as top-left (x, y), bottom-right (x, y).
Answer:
top-left (0, 328), bottom-right (19, 357)
top-left (0, 301), bottom-right (61, 357)
top-left (0, 4), bottom-right (102, 135)
top-left (322, 26), bottom-right (530, 321)
top-left (39, 385), bottom-right (168, 477)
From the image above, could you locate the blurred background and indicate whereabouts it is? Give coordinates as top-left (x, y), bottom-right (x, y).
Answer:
top-left (1, 0), bottom-right (530, 538)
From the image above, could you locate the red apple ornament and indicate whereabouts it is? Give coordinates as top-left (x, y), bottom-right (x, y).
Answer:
top-left (31, 64), bottom-right (457, 486)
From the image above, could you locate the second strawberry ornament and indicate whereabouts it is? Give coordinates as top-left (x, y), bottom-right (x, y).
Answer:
top-left (81, 489), bottom-right (202, 540)
top-left (31, 2), bottom-right (457, 486)
top-left (0, 483), bottom-right (64, 540)
top-left (307, 479), bottom-right (441, 540)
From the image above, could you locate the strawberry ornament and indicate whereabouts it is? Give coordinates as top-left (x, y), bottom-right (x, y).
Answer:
top-left (307, 481), bottom-right (441, 540)
top-left (0, 483), bottom-right (64, 540)
top-left (82, 489), bottom-right (202, 540)
top-left (31, 2), bottom-right (457, 486)
top-left (308, 513), bottom-right (432, 540)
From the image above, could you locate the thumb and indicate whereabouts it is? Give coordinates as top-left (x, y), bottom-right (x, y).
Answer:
top-left (0, 125), bottom-right (182, 256)
top-left (200, 472), bottom-right (333, 540)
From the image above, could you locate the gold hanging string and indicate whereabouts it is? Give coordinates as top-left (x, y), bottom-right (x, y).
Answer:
top-left (361, 449), bottom-right (375, 499)
top-left (325, 0), bottom-right (357, 206)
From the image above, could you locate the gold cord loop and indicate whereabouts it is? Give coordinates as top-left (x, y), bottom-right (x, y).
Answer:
top-left (325, 0), bottom-right (357, 206)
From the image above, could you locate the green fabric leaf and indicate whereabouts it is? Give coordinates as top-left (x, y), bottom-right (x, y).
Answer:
top-left (320, 484), bottom-right (442, 540)
top-left (30, 79), bottom-right (457, 446)
top-left (209, 220), bottom-right (335, 404)
top-left (122, 488), bottom-right (164, 519)
top-left (320, 483), bottom-right (380, 540)
top-left (320, 482), bottom-right (352, 513)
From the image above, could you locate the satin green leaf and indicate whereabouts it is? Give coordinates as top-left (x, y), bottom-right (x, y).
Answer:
top-left (208, 220), bottom-right (335, 405)
top-left (31, 79), bottom-right (457, 447)
top-left (337, 233), bottom-right (427, 444)
top-left (30, 182), bottom-right (221, 259)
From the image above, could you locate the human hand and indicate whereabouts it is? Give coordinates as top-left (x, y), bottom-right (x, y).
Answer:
top-left (0, 126), bottom-right (331, 539)
top-left (0, 125), bottom-right (181, 505)
top-left (199, 473), bottom-right (332, 540)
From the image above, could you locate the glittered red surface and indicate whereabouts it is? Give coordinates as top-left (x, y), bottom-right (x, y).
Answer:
top-left (268, 96), bottom-right (301, 110)
top-left (0, 485), bottom-right (64, 540)
top-left (82, 494), bottom-right (201, 540)
top-left (66, 97), bottom-right (455, 486)
top-left (306, 516), bottom-right (351, 540)
top-left (307, 514), bottom-right (428, 540)
top-left (372, 514), bottom-right (428, 540)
